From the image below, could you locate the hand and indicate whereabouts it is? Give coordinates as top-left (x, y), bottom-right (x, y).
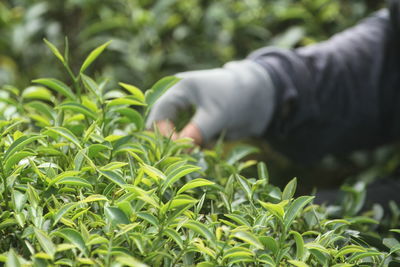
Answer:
top-left (146, 60), bottom-right (276, 145)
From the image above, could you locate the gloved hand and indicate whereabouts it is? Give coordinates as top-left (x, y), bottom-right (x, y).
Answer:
top-left (146, 59), bottom-right (276, 144)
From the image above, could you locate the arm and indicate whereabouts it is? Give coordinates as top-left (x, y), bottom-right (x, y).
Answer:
top-left (249, 9), bottom-right (400, 163)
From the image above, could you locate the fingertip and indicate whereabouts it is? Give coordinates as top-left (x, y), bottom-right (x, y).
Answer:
top-left (178, 122), bottom-right (203, 145)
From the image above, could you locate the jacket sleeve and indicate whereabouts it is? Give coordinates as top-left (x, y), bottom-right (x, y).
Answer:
top-left (248, 9), bottom-right (400, 163)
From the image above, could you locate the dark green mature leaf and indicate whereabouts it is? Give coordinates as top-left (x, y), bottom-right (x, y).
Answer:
top-left (99, 170), bottom-right (126, 187)
top-left (290, 231), bottom-right (305, 260)
top-left (32, 78), bottom-right (76, 100)
top-left (3, 135), bottom-right (43, 163)
top-left (34, 228), bottom-right (56, 259)
top-left (115, 107), bottom-right (144, 130)
top-left (4, 150), bottom-right (36, 174)
top-left (183, 220), bottom-right (215, 241)
top-left (284, 196), bottom-right (314, 228)
top-left (105, 206), bottom-right (130, 225)
top-left (53, 228), bottom-right (88, 256)
top-left (80, 40), bottom-right (112, 73)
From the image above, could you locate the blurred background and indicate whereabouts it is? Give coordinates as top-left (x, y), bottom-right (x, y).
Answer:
top-left (2, 0), bottom-right (397, 200)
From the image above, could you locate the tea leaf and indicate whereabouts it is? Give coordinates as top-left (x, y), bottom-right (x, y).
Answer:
top-left (119, 82), bottom-right (145, 102)
top-left (183, 220), bottom-right (215, 241)
top-left (3, 135), bottom-right (43, 163)
top-left (43, 38), bottom-right (65, 64)
top-left (284, 196), bottom-right (314, 228)
top-left (53, 228), bottom-right (88, 257)
top-left (57, 102), bottom-right (97, 120)
top-left (33, 78), bottom-right (76, 100)
top-left (232, 230), bottom-right (264, 250)
top-left (177, 178), bottom-right (215, 194)
top-left (45, 127), bottom-right (82, 149)
top-left (145, 76), bottom-right (180, 110)
top-left (55, 177), bottom-right (93, 190)
top-left (288, 260), bottom-right (309, 267)
top-left (53, 202), bottom-right (79, 226)
top-left (282, 178), bottom-right (297, 200)
top-left (290, 231), bottom-right (305, 260)
top-left (34, 228), bottom-right (56, 259)
top-left (80, 40), bottom-right (112, 73)
top-left (4, 150), bottom-right (36, 174)
top-left (99, 170), bottom-right (126, 187)
top-left (105, 206), bottom-right (130, 225)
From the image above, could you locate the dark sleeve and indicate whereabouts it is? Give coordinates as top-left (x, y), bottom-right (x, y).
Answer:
top-left (248, 9), bottom-right (400, 163)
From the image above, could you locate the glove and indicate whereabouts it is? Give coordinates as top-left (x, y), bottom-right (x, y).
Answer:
top-left (146, 59), bottom-right (276, 144)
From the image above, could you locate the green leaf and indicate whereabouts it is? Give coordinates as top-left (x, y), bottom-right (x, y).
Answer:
top-left (33, 78), bottom-right (75, 100)
top-left (141, 164), bottom-right (166, 182)
top-left (284, 196), bottom-right (314, 228)
top-left (22, 86), bottom-right (53, 101)
top-left (80, 40), bottom-right (112, 73)
top-left (164, 228), bottom-right (184, 249)
top-left (259, 201), bottom-right (284, 220)
top-left (4, 150), bottom-right (36, 174)
top-left (335, 245), bottom-right (366, 258)
top-left (177, 178), bottom-right (215, 194)
top-left (6, 249), bottom-right (21, 267)
top-left (45, 126), bottom-right (82, 149)
top-left (347, 251), bottom-right (382, 262)
top-left (232, 230), bottom-right (264, 250)
top-left (288, 260), bottom-right (309, 267)
top-left (282, 177), bottom-right (297, 200)
top-left (53, 228), bottom-right (88, 256)
top-left (145, 76), bottom-right (180, 109)
top-left (44, 38), bottom-right (65, 63)
top-left (81, 74), bottom-right (102, 100)
top-left (161, 195), bottom-right (198, 214)
top-left (235, 174), bottom-right (252, 201)
top-left (119, 82), bottom-right (145, 103)
top-left (183, 220), bottom-right (215, 241)
top-left (99, 170), bottom-right (126, 187)
top-left (115, 107), bottom-right (144, 130)
top-left (226, 145), bottom-right (259, 165)
top-left (34, 228), bottom-right (56, 259)
top-left (53, 202), bottom-right (78, 226)
top-left (290, 231), bottom-right (305, 260)
top-left (105, 206), bottom-right (130, 225)
top-left (161, 164), bottom-right (201, 193)
top-left (81, 194), bottom-right (108, 203)
top-left (3, 135), bottom-right (43, 163)
top-left (107, 97), bottom-right (147, 107)
top-left (12, 190), bottom-right (27, 212)
top-left (57, 102), bottom-right (97, 120)
top-left (137, 212), bottom-right (159, 227)
top-left (222, 247), bottom-right (254, 260)
top-left (115, 255), bottom-right (148, 267)
top-left (100, 162), bottom-right (128, 171)
top-left (257, 162), bottom-right (269, 183)
top-left (55, 177), bottom-right (93, 190)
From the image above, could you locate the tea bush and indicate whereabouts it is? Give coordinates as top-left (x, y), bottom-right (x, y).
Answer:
top-left (0, 40), bottom-right (400, 267)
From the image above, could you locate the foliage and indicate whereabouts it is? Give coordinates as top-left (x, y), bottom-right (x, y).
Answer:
top-left (0, 0), bottom-right (384, 89)
top-left (0, 40), bottom-right (399, 267)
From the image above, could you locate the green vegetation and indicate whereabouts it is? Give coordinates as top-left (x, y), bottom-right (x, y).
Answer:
top-left (0, 38), bottom-right (399, 267)
top-left (2, 0), bottom-right (400, 266)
